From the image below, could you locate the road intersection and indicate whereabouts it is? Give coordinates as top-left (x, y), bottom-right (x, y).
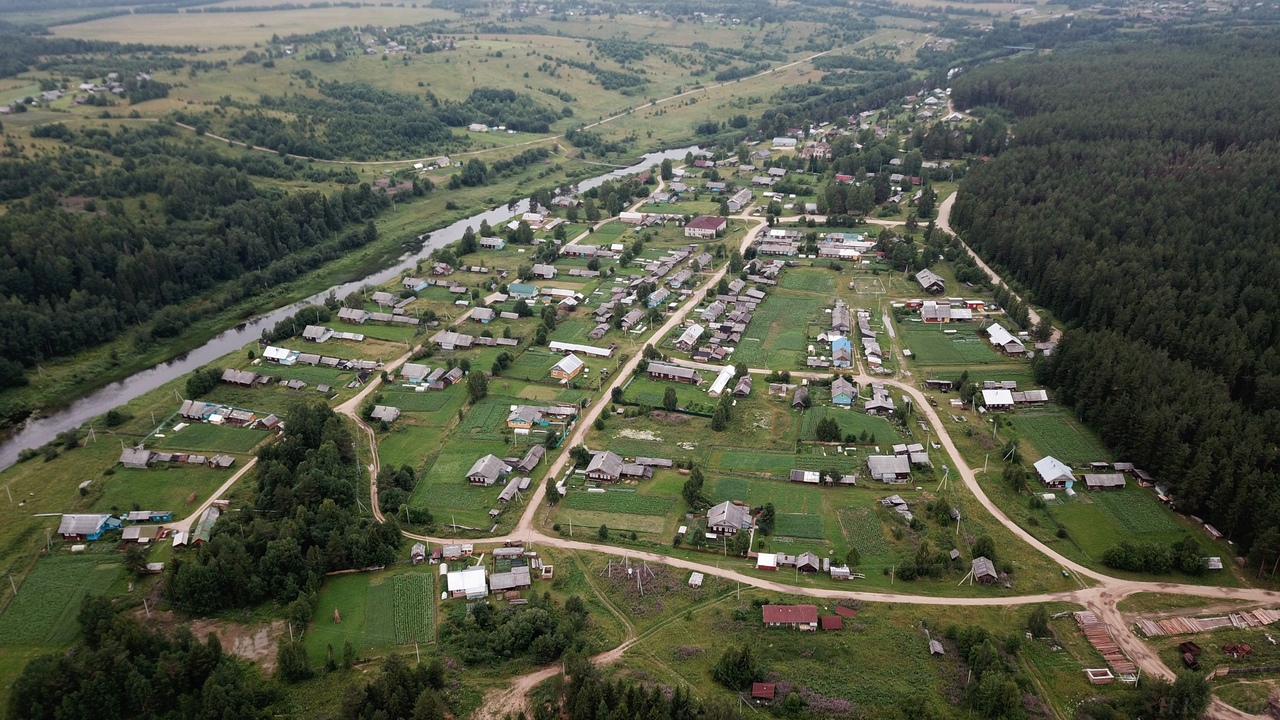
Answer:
top-left (312, 193), bottom-right (1272, 718)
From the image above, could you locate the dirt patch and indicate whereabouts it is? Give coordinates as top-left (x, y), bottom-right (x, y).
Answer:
top-left (617, 428), bottom-right (664, 441)
top-left (139, 609), bottom-right (285, 671)
top-left (647, 411), bottom-right (690, 424)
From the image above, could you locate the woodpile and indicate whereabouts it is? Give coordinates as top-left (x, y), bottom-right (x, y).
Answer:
top-left (1075, 611), bottom-right (1137, 675)
top-left (1136, 608), bottom-right (1280, 637)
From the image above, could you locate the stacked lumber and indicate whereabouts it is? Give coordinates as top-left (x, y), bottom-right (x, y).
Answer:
top-left (1076, 611), bottom-right (1137, 675)
top-left (1135, 609), bottom-right (1279, 637)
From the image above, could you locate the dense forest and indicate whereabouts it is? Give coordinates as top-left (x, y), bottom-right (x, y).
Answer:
top-left (0, 122), bottom-right (400, 400)
top-left (10, 596), bottom-right (279, 719)
top-left (226, 84), bottom-right (564, 160)
top-left (949, 30), bottom-right (1280, 558)
top-left (166, 403), bottom-right (403, 614)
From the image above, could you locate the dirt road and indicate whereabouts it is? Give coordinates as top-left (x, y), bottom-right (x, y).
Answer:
top-left (340, 190), bottom-right (1273, 718)
top-left (934, 193), bottom-right (1060, 341)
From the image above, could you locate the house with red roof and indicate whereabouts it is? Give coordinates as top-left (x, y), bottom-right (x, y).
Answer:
top-left (762, 604), bottom-right (819, 630)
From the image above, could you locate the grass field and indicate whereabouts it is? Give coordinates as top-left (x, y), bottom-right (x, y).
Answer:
top-left (381, 386), bottom-right (464, 413)
top-left (799, 407), bottom-right (898, 443)
top-left (0, 554), bottom-right (120, 646)
top-left (562, 491), bottom-right (674, 516)
top-left (152, 422), bottom-right (268, 454)
top-left (1090, 489), bottom-right (1184, 536)
top-left (90, 463), bottom-right (236, 514)
top-left (624, 377), bottom-right (711, 412)
top-left (305, 566), bottom-right (436, 660)
top-left (774, 512), bottom-right (825, 539)
top-left (1012, 412), bottom-right (1110, 465)
top-left (378, 424), bottom-right (450, 471)
top-left (837, 507), bottom-right (891, 558)
top-left (778, 267), bottom-right (837, 294)
top-left (900, 324), bottom-right (1006, 365)
top-left (730, 290), bottom-right (826, 369)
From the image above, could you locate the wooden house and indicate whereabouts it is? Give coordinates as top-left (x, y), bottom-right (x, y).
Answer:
top-left (762, 604), bottom-right (819, 630)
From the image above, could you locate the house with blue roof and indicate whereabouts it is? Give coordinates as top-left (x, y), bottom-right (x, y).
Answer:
top-left (508, 283), bottom-right (539, 299)
top-left (832, 337), bottom-right (853, 368)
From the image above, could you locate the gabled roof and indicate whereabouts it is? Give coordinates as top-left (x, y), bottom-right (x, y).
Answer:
top-left (707, 500), bottom-right (752, 529)
top-left (972, 556), bottom-right (997, 578)
top-left (58, 514), bottom-right (113, 536)
top-left (762, 604), bottom-right (818, 624)
top-left (586, 450), bottom-right (624, 478)
top-left (915, 268), bottom-right (945, 290)
top-left (467, 454), bottom-right (509, 483)
top-left (982, 389), bottom-right (1014, 407)
top-left (831, 376), bottom-right (855, 399)
top-left (551, 353), bottom-right (584, 376)
top-left (1033, 456), bottom-right (1074, 484)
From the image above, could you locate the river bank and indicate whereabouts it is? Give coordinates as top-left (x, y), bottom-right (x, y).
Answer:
top-left (0, 144), bottom-right (703, 472)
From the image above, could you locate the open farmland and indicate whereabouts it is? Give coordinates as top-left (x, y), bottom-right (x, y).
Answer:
top-left (381, 386), bottom-right (465, 414)
top-left (151, 422), bottom-right (269, 454)
top-left (900, 325), bottom-right (1006, 365)
top-left (800, 407), bottom-right (898, 443)
top-left (562, 490), bottom-right (674, 516)
top-left (305, 567), bottom-right (436, 659)
top-left (0, 554), bottom-right (120, 646)
top-left (837, 508), bottom-right (892, 558)
top-left (774, 513), bottom-right (825, 539)
top-left (730, 291), bottom-right (826, 369)
top-left (1011, 411), bottom-right (1110, 465)
top-left (1091, 489), bottom-right (1184, 536)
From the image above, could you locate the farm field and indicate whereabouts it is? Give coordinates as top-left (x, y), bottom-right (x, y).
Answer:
top-left (150, 422), bottom-right (269, 454)
top-left (0, 553), bottom-right (120, 647)
top-left (899, 324), bottom-right (1007, 365)
top-left (799, 406), bottom-right (898, 443)
top-left (730, 288), bottom-right (831, 369)
top-left (89, 462), bottom-right (238, 514)
top-left (304, 566), bottom-right (436, 660)
top-left (1011, 411), bottom-right (1110, 465)
top-left (561, 490), bottom-right (674, 516)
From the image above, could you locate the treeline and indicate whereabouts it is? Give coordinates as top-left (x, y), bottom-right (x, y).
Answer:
top-left (438, 591), bottom-right (594, 666)
top-left (0, 35), bottom-right (181, 79)
top-left (166, 403), bottom-right (402, 614)
top-left (551, 653), bottom-right (741, 720)
top-left (0, 124), bottom-right (388, 390)
top-left (10, 596), bottom-right (278, 719)
top-left (437, 87), bottom-right (566, 133)
top-left (235, 83), bottom-right (560, 160)
top-left (949, 30), bottom-right (1280, 557)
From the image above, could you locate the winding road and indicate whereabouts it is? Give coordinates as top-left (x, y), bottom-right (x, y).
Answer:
top-left (325, 189), bottom-right (1274, 718)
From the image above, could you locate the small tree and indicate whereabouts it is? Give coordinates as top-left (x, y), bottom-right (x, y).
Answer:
top-left (972, 535), bottom-right (996, 563)
top-left (1027, 605), bottom-right (1050, 638)
top-left (276, 639), bottom-right (313, 683)
top-left (845, 546), bottom-right (861, 568)
top-left (711, 645), bottom-right (761, 691)
top-left (757, 503), bottom-right (776, 535)
top-left (598, 524), bottom-right (609, 540)
top-left (663, 387), bottom-right (678, 411)
top-left (466, 371), bottom-right (489, 403)
top-left (123, 545), bottom-right (148, 577)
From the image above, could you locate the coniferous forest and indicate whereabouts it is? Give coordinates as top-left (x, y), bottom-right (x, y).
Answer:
top-left (949, 30), bottom-right (1280, 558)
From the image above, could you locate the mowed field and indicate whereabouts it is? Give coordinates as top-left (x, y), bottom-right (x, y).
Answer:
top-left (900, 323), bottom-right (1007, 365)
top-left (0, 553), bottom-right (121, 647)
top-left (1010, 410), bottom-right (1110, 466)
top-left (150, 422), bottom-right (269, 454)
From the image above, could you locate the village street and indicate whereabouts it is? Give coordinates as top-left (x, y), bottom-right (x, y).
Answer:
top-left (188, 191), bottom-right (1276, 719)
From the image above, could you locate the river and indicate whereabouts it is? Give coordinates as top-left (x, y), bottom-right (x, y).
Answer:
top-left (0, 145), bottom-right (704, 472)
